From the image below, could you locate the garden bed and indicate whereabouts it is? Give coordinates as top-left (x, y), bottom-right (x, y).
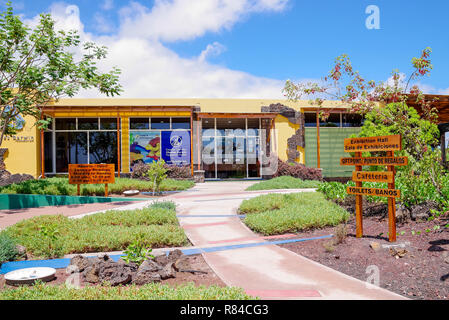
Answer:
top-left (0, 202), bottom-right (188, 259)
top-left (278, 214), bottom-right (449, 300)
top-left (239, 192), bottom-right (349, 235)
top-left (0, 177), bottom-right (194, 197)
top-left (0, 253), bottom-right (238, 300)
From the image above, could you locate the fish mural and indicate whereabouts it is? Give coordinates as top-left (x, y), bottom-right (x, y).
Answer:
top-left (130, 132), bottom-right (161, 167)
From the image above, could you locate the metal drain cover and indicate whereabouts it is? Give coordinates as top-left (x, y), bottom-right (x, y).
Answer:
top-left (4, 267), bottom-right (56, 286)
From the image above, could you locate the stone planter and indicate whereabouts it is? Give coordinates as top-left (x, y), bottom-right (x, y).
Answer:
top-left (193, 170), bottom-right (205, 183)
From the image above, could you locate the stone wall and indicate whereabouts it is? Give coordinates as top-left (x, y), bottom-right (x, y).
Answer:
top-left (261, 103), bottom-right (305, 163)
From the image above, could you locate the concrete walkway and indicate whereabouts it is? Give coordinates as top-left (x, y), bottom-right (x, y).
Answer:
top-left (168, 181), bottom-right (405, 300)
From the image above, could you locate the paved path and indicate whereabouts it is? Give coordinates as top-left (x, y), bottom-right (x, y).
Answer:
top-left (168, 181), bottom-right (405, 300)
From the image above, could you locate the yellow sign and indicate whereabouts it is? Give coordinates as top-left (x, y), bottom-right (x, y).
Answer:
top-left (352, 171), bottom-right (394, 183)
top-left (346, 186), bottom-right (400, 198)
top-left (340, 156), bottom-right (408, 166)
top-left (68, 164), bottom-right (115, 185)
top-left (344, 135), bottom-right (401, 152)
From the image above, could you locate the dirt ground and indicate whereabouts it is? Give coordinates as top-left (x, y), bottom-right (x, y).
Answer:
top-left (0, 254), bottom-right (225, 290)
top-left (280, 214), bottom-right (449, 300)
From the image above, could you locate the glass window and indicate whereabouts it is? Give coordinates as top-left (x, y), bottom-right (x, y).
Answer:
top-left (247, 118), bottom-right (259, 136)
top-left (171, 118), bottom-right (190, 129)
top-left (100, 118), bottom-right (120, 130)
top-left (151, 118), bottom-right (170, 130)
top-left (342, 113), bottom-right (363, 127)
top-left (304, 112), bottom-right (340, 127)
top-left (78, 118), bottom-right (99, 130)
top-left (89, 132), bottom-right (118, 170)
top-left (130, 118), bottom-right (149, 130)
top-left (55, 132), bottom-right (88, 172)
top-left (202, 119), bottom-right (215, 137)
top-left (55, 118), bottom-right (76, 130)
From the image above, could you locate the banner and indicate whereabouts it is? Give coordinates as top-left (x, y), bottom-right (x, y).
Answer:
top-left (161, 131), bottom-right (191, 165)
top-left (129, 131), bottom-right (161, 167)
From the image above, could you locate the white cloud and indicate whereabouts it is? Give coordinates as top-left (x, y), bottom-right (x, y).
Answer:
top-left (24, 1), bottom-right (291, 99)
top-left (94, 12), bottom-right (114, 33)
top-left (198, 42), bottom-right (226, 62)
top-left (118, 0), bottom-right (289, 42)
top-left (101, 0), bottom-right (114, 11)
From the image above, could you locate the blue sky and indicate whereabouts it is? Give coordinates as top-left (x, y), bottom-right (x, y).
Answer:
top-left (5, 0), bottom-right (449, 98)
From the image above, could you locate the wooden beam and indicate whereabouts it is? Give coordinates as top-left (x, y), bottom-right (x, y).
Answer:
top-left (117, 115), bottom-right (121, 178)
top-left (190, 111), bottom-right (194, 176)
top-left (355, 151), bottom-right (363, 238)
top-left (198, 113), bottom-right (277, 119)
top-left (40, 128), bottom-right (45, 179)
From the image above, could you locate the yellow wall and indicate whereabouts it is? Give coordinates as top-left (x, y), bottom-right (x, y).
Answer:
top-left (2, 115), bottom-right (40, 177)
top-left (274, 115), bottom-right (305, 164)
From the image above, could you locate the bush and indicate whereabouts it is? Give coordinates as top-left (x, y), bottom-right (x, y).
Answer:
top-left (132, 162), bottom-right (192, 180)
top-left (0, 233), bottom-right (18, 264)
top-left (273, 158), bottom-right (322, 181)
top-left (143, 160), bottom-right (168, 195)
top-left (149, 200), bottom-right (177, 211)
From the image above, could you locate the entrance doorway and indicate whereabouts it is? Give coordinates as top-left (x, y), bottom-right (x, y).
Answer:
top-left (201, 118), bottom-right (263, 179)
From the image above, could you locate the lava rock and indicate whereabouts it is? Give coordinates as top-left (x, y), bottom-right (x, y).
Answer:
top-left (69, 255), bottom-right (91, 272)
top-left (132, 271), bottom-right (161, 285)
top-left (173, 257), bottom-right (191, 272)
top-left (410, 201), bottom-right (439, 221)
top-left (158, 263), bottom-right (176, 280)
top-left (98, 260), bottom-right (133, 286)
top-left (396, 205), bottom-right (411, 223)
top-left (138, 259), bottom-right (162, 273)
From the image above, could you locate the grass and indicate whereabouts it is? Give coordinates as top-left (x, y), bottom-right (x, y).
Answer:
top-left (245, 176), bottom-right (322, 191)
top-left (0, 177), bottom-right (194, 196)
top-left (239, 192), bottom-right (349, 235)
top-left (0, 282), bottom-right (255, 300)
top-left (1, 205), bottom-right (188, 259)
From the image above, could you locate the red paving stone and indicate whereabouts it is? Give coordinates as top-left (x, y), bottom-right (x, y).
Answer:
top-left (0, 200), bottom-right (144, 229)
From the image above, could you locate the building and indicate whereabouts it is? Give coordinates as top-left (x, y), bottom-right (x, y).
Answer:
top-left (1, 98), bottom-right (367, 180)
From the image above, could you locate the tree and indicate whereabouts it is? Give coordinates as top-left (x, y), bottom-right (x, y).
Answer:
top-left (0, 2), bottom-right (122, 146)
top-left (283, 47), bottom-right (438, 161)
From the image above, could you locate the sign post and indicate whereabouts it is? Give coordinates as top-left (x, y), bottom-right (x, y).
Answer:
top-left (341, 135), bottom-right (407, 242)
top-left (68, 164), bottom-right (115, 197)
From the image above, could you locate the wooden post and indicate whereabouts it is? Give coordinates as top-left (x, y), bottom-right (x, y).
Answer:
top-left (77, 184), bottom-right (80, 196)
top-left (190, 112), bottom-right (194, 176)
top-left (105, 184), bottom-right (108, 197)
top-left (40, 128), bottom-right (45, 179)
top-left (197, 116), bottom-right (201, 170)
top-left (355, 151), bottom-right (363, 238)
top-left (316, 110), bottom-right (320, 168)
top-left (387, 150), bottom-right (396, 242)
top-left (117, 116), bottom-right (121, 178)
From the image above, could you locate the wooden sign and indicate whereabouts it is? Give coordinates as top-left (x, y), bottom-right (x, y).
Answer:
top-left (344, 135), bottom-right (401, 153)
top-left (340, 156), bottom-right (408, 166)
top-left (346, 186), bottom-right (400, 198)
top-left (352, 171), bottom-right (394, 183)
top-left (340, 135), bottom-right (406, 243)
top-left (68, 164), bottom-right (115, 197)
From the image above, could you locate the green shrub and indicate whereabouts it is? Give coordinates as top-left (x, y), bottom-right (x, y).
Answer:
top-left (246, 176), bottom-right (321, 191)
top-left (0, 233), bottom-right (18, 264)
top-left (240, 192), bottom-right (349, 235)
top-left (149, 200), bottom-right (177, 211)
top-left (0, 281), bottom-right (254, 300)
top-left (144, 160), bottom-right (168, 195)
